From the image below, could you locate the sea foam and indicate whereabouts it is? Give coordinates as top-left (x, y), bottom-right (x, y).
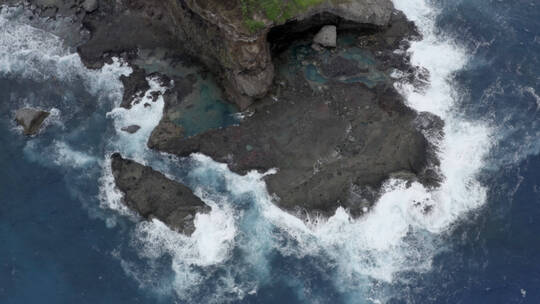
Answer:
top-left (237, 0), bottom-right (492, 299)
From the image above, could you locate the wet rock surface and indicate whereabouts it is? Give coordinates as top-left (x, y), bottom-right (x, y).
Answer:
top-left (110, 153), bottom-right (210, 235)
top-left (120, 125), bottom-right (141, 134)
top-left (14, 107), bottom-right (49, 135)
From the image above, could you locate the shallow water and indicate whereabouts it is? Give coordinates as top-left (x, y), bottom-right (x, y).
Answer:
top-left (0, 0), bottom-right (539, 303)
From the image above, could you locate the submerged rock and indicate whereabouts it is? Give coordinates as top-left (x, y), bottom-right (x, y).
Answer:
top-left (14, 107), bottom-right (49, 136)
top-left (313, 25), bottom-right (337, 48)
top-left (120, 125), bottom-right (141, 134)
top-left (110, 153), bottom-right (210, 235)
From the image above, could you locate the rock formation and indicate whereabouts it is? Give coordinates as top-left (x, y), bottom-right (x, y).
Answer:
top-left (148, 11), bottom-right (441, 218)
top-left (14, 107), bottom-right (49, 136)
top-left (110, 153), bottom-right (210, 235)
top-left (2, 0), bottom-right (443, 225)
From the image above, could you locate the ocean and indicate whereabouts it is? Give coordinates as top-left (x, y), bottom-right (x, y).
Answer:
top-left (0, 0), bottom-right (538, 303)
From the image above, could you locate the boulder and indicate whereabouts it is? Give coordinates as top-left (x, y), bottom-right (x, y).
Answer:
top-left (14, 107), bottom-right (50, 136)
top-left (111, 153), bottom-right (210, 235)
top-left (313, 25), bottom-right (337, 48)
top-left (120, 125), bottom-right (141, 134)
top-left (77, 0), bottom-right (395, 109)
top-left (82, 0), bottom-right (98, 13)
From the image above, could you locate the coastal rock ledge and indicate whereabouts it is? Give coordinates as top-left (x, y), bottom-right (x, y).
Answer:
top-left (14, 107), bottom-right (49, 136)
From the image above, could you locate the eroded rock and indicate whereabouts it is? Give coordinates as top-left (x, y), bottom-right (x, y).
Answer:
top-left (110, 153), bottom-right (210, 235)
top-left (14, 107), bottom-right (49, 136)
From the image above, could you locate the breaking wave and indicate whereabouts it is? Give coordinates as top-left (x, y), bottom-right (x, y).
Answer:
top-left (0, 6), bottom-right (131, 103)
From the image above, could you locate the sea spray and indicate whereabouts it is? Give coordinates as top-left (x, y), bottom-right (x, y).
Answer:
top-left (250, 0), bottom-right (493, 300)
top-left (1, 2), bottom-right (494, 303)
top-left (0, 7), bottom-right (131, 103)
top-left (106, 76), bottom-right (169, 163)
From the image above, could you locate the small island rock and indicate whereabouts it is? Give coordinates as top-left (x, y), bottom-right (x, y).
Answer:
top-left (14, 107), bottom-right (50, 136)
top-left (121, 125), bottom-right (141, 134)
top-left (110, 153), bottom-right (210, 235)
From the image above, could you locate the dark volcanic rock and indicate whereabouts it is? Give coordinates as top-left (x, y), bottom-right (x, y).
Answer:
top-left (147, 12), bottom-right (440, 218)
top-left (119, 66), bottom-right (149, 109)
top-left (110, 153), bottom-right (210, 235)
top-left (120, 125), bottom-right (141, 134)
top-left (14, 107), bottom-right (49, 135)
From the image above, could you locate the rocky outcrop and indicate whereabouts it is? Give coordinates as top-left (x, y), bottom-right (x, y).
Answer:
top-left (120, 125), bottom-right (141, 134)
top-left (110, 153), bottom-right (210, 235)
top-left (14, 107), bottom-right (49, 135)
top-left (148, 12), bottom-right (441, 218)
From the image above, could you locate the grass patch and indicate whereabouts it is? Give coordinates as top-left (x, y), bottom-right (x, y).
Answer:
top-left (240, 0), bottom-right (327, 32)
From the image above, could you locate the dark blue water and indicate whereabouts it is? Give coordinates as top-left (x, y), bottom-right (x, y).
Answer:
top-left (0, 0), bottom-right (539, 303)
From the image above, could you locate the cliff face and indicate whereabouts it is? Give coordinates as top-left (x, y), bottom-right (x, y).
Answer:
top-left (75, 0), bottom-right (395, 109)
top-left (171, 0), bottom-right (395, 108)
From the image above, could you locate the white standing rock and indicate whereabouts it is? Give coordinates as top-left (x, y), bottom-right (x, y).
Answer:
top-left (313, 25), bottom-right (337, 48)
top-left (82, 0), bottom-right (98, 13)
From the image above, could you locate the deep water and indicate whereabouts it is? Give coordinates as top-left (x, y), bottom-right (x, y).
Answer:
top-left (0, 0), bottom-right (539, 303)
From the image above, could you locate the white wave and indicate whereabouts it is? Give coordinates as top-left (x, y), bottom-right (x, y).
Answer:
top-left (106, 77), bottom-right (168, 162)
top-left (250, 0), bottom-right (493, 298)
top-left (107, 0), bottom-right (494, 299)
top-left (0, 6), bottom-right (131, 103)
top-left (1, 2), bottom-right (493, 303)
top-left (97, 155), bottom-right (133, 219)
top-left (98, 77), bottom-right (243, 301)
top-left (23, 139), bottom-right (98, 170)
top-left (52, 140), bottom-right (97, 168)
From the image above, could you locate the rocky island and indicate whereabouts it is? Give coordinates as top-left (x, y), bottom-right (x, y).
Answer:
top-left (111, 153), bottom-right (210, 235)
top-left (14, 107), bottom-right (50, 135)
top-left (5, 0), bottom-right (443, 233)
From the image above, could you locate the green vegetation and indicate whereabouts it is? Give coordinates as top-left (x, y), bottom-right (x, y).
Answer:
top-left (240, 0), bottom-right (327, 32)
top-left (245, 19), bottom-right (266, 32)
